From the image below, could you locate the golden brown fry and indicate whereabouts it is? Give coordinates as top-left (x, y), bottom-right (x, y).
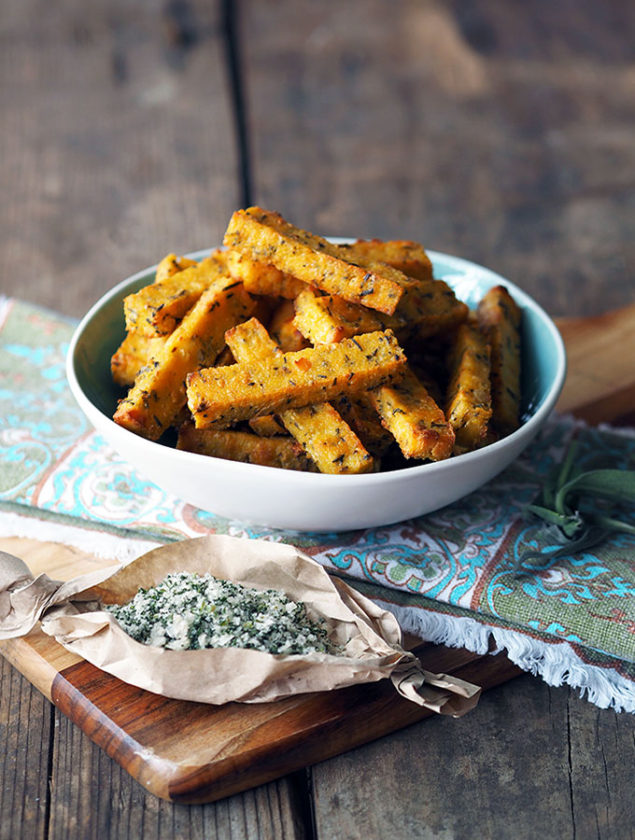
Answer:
top-left (214, 346), bottom-right (235, 367)
top-left (224, 207), bottom-right (417, 315)
top-left (393, 281), bottom-right (469, 341)
top-left (187, 329), bottom-right (407, 430)
top-left (369, 366), bottom-right (455, 461)
top-left (177, 423), bottom-right (316, 471)
top-left (445, 323), bottom-right (492, 451)
top-left (337, 239), bottom-right (433, 281)
top-left (224, 316), bottom-right (278, 362)
top-left (248, 414), bottom-right (287, 437)
top-left (293, 288), bottom-right (386, 344)
top-left (477, 285), bottom-right (522, 436)
top-left (154, 253), bottom-right (198, 284)
top-left (292, 280), bottom-right (467, 346)
top-left (226, 249), bottom-right (309, 299)
top-left (226, 236), bottom-right (433, 303)
top-left (225, 318), bottom-right (374, 474)
top-left (110, 331), bottom-right (166, 388)
top-left (335, 394), bottom-right (395, 457)
top-left (269, 299), bottom-right (310, 351)
top-left (114, 276), bottom-right (254, 440)
top-left (124, 250), bottom-right (229, 337)
top-left (281, 402), bottom-right (375, 474)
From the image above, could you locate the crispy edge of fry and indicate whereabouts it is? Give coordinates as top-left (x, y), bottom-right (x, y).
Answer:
top-left (124, 250), bottom-right (228, 337)
top-left (369, 366), bottom-right (455, 461)
top-left (269, 299), bottom-right (310, 351)
top-left (445, 323), bottom-right (492, 452)
top-left (248, 414), bottom-right (287, 437)
top-left (291, 279), bottom-right (467, 346)
top-left (477, 285), bottom-right (522, 436)
top-left (337, 239), bottom-right (433, 281)
top-left (226, 249), bottom-right (309, 299)
top-left (223, 207), bottom-right (413, 315)
top-left (293, 288), bottom-right (385, 344)
top-left (176, 423), bottom-right (316, 471)
top-left (154, 253), bottom-right (198, 284)
top-left (187, 329), bottom-right (407, 430)
top-left (334, 394), bottom-right (395, 457)
top-left (225, 318), bottom-right (374, 473)
top-left (114, 276), bottom-right (254, 440)
top-left (110, 331), bottom-right (167, 388)
top-left (279, 401), bottom-right (375, 474)
top-left (393, 280), bottom-right (469, 340)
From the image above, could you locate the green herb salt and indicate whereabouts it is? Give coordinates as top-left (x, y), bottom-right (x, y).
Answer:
top-left (106, 572), bottom-right (340, 655)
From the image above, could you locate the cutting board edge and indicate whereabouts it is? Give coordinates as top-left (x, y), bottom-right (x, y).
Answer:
top-left (0, 631), bottom-right (521, 804)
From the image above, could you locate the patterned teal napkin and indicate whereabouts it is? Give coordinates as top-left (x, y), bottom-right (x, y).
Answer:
top-left (1, 297), bottom-right (633, 710)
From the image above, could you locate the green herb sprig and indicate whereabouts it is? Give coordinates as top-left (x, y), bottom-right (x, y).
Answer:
top-left (515, 439), bottom-right (635, 573)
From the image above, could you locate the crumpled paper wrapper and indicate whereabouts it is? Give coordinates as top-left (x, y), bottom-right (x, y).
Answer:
top-left (0, 536), bottom-right (480, 715)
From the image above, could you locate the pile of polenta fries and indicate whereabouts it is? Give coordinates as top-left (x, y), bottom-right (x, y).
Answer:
top-left (112, 207), bottom-right (522, 474)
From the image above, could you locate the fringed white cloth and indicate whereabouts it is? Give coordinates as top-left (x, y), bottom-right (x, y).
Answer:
top-left (381, 599), bottom-right (635, 714)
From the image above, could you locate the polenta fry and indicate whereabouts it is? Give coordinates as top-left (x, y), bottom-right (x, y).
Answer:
top-left (114, 275), bottom-right (254, 440)
top-left (187, 329), bottom-right (407, 429)
top-left (154, 253), bottom-right (198, 284)
top-left (177, 423), bottom-right (317, 471)
top-left (226, 249), bottom-right (309, 299)
top-left (393, 281), bottom-right (469, 341)
top-left (293, 288), bottom-right (387, 345)
top-left (338, 239), bottom-right (433, 281)
top-left (124, 250), bottom-right (229, 337)
top-left (110, 330), bottom-right (166, 388)
top-left (223, 207), bottom-right (417, 315)
top-left (369, 366), bottom-right (455, 461)
top-left (445, 323), bottom-right (492, 451)
top-left (225, 318), bottom-right (375, 473)
top-left (477, 285), bottom-right (522, 435)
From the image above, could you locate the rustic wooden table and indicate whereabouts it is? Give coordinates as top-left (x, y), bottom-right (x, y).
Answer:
top-left (1, 2), bottom-right (634, 838)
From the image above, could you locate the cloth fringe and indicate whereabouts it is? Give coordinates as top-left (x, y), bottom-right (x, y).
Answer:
top-left (0, 511), bottom-right (161, 564)
top-left (381, 600), bottom-right (635, 714)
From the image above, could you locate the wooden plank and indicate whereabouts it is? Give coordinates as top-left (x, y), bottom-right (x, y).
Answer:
top-left (48, 713), bottom-right (307, 840)
top-left (238, 0), bottom-right (635, 320)
top-left (0, 0), bottom-right (239, 319)
top-left (0, 658), bottom-right (51, 840)
top-left (311, 674), bottom-right (635, 840)
top-left (556, 304), bottom-right (635, 425)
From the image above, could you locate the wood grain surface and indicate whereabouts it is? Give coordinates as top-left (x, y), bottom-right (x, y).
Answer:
top-left (0, 540), bottom-right (519, 804)
top-left (240, 0), bottom-right (635, 321)
top-left (556, 303), bottom-right (635, 425)
top-left (1, 0), bottom-right (634, 837)
top-left (0, 0), bottom-right (239, 318)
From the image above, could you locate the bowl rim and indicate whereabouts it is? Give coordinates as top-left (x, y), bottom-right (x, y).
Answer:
top-left (66, 246), bottom-right (567, 489)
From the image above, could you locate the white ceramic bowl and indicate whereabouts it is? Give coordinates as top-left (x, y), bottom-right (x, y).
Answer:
top-left (66, 246), bottom-right (566, 532)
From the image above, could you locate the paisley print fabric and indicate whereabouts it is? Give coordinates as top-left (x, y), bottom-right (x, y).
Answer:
top-left (1, 298), bottom-right (633, 702)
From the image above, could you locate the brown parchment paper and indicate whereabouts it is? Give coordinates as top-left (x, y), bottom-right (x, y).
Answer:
top-left (0, 536), bottom-right (480, 715)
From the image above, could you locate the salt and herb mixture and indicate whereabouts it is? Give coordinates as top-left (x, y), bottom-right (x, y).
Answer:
top-left (106, 572), bottom-right (341, 655)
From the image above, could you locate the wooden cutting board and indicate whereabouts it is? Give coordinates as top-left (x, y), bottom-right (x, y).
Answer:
top-left (1, 305), bottom-right (634, 804)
